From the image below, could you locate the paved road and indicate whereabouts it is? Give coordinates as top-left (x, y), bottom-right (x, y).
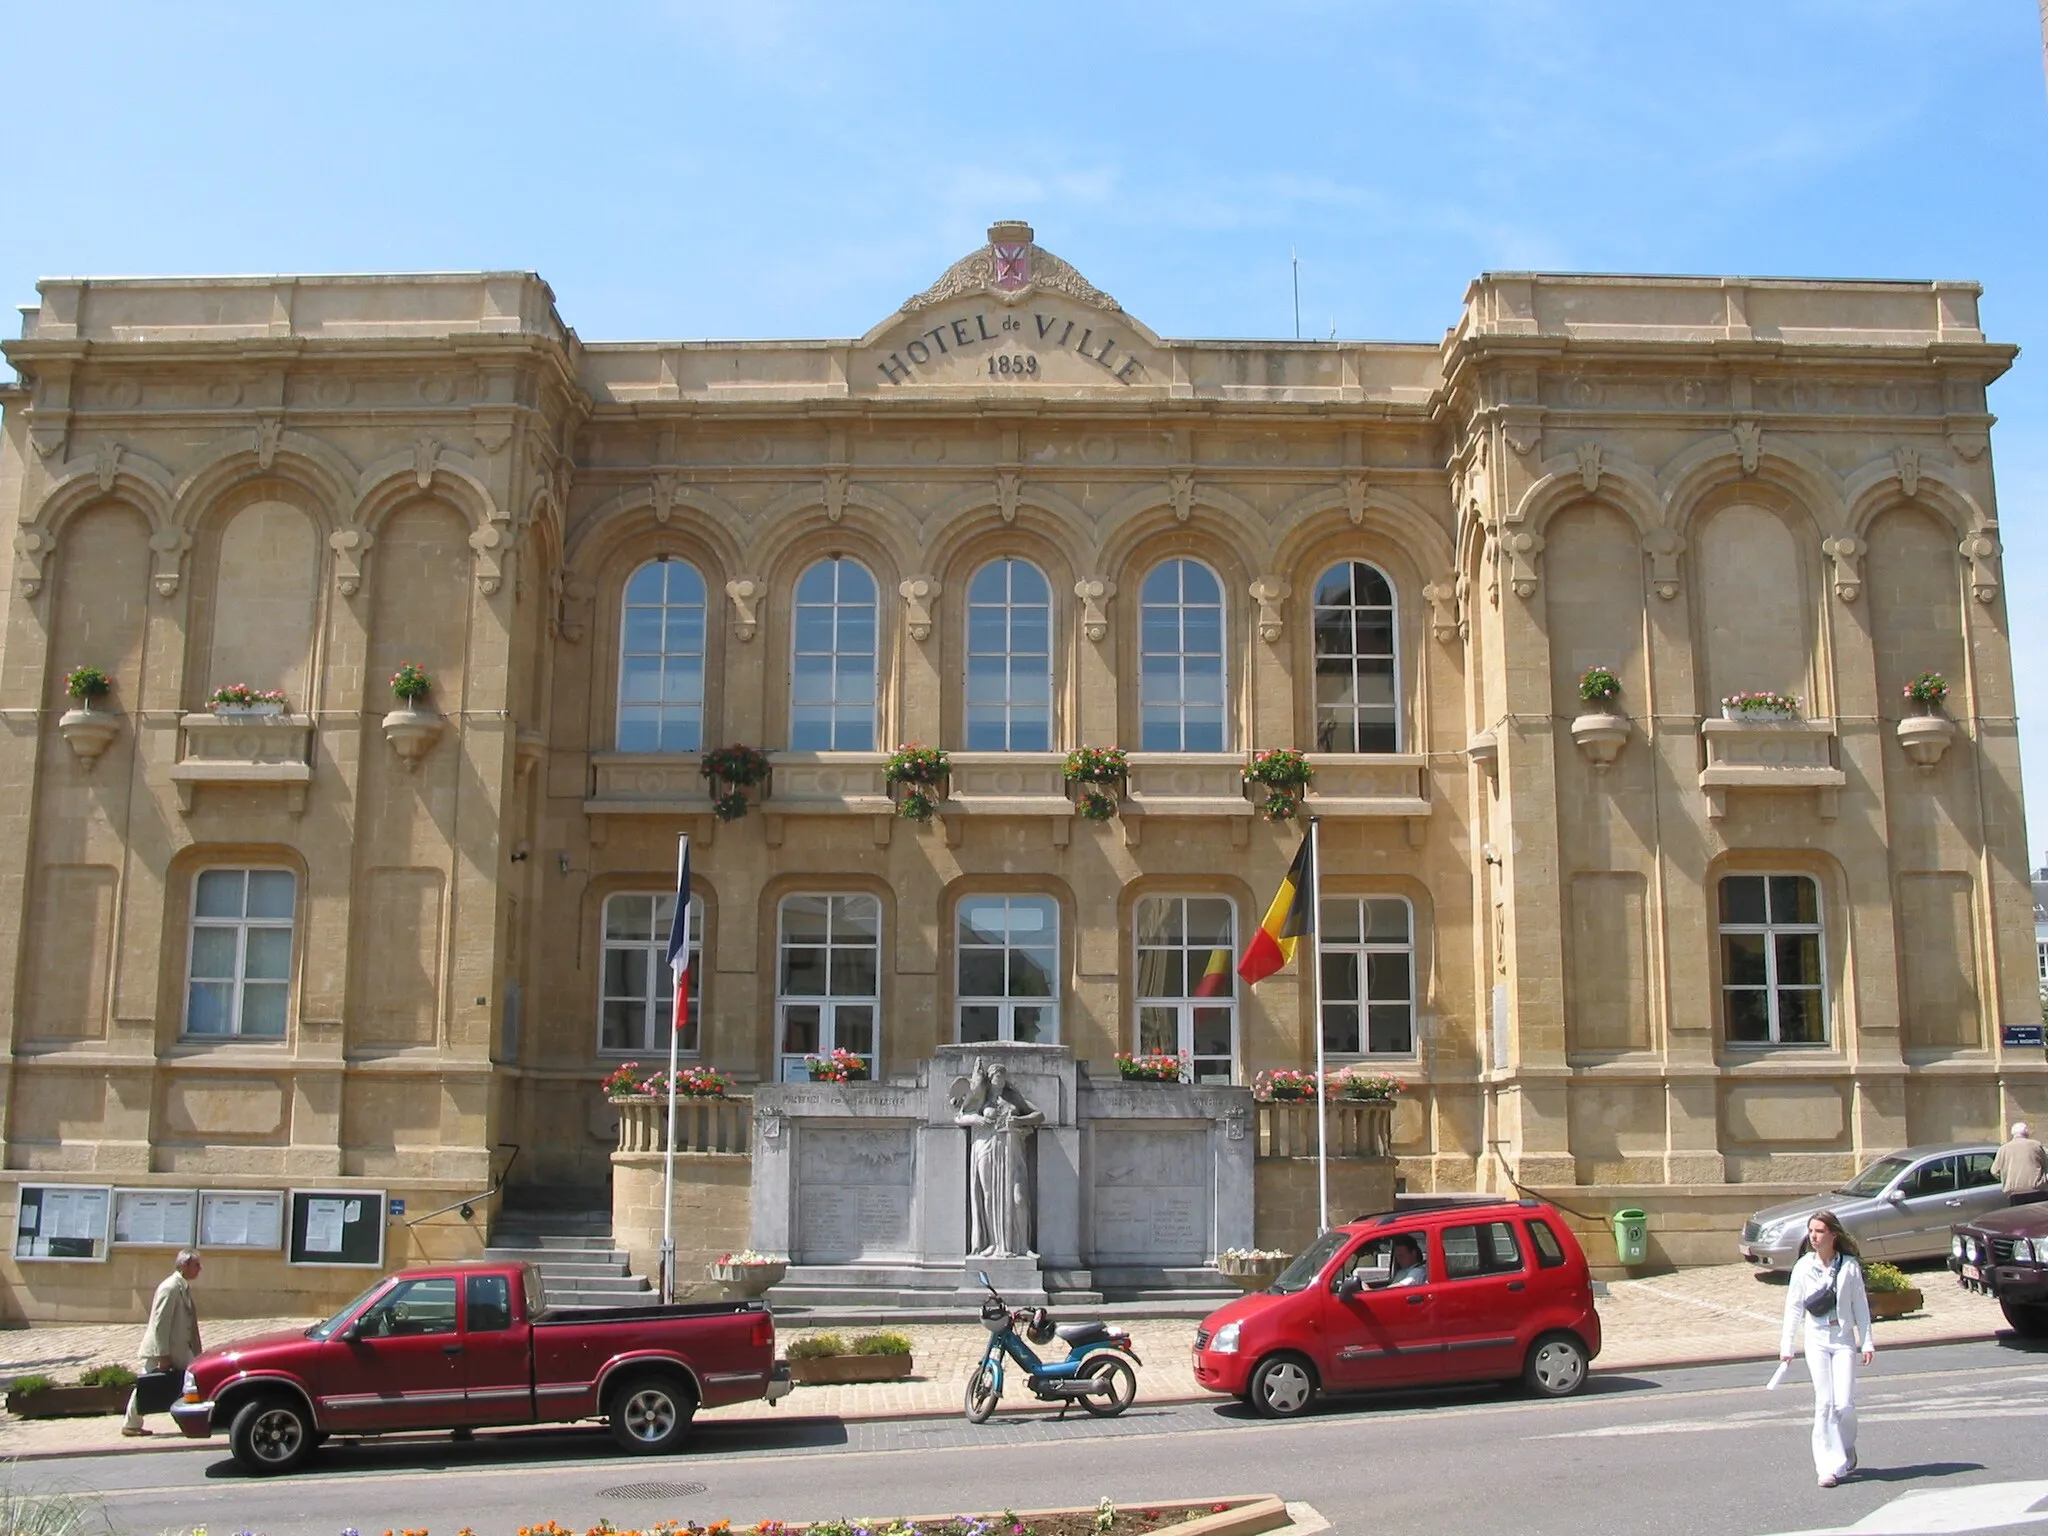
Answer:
top-left (34, 1337), bottom-right (2048, 1536)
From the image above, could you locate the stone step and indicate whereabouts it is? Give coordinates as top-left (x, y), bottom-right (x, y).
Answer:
top-left (542, 1278), bottom-right (654, 1302)
top-left (482, 1250), bottom-right (633, 1276)
top-left (486, 1233), bottom-right (619, 1252)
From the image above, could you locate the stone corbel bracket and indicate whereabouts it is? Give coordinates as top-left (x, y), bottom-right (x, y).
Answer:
top-left (899, 576), bottom-right (941, 642)
top-left (1575, 442), bottom-right (1603, 494)
top-left (1075, 578), bottom-right (1116, 642)
top-left (1169, 471), bottom-right (1194, 524)
top-left (823, 470), bottom-right (848, 524)
top-left (1249, 577), bottom-right (1289, 643)
top-left (1821, 535), bottom-right (1866, 603)
top-left (1960, 525), bottom-right (2002, 605)
top-left (1421, 578), bottom-right (1461, 643)
top-left (651, 471), bottom-right (682, 525)
top-left (726, 577), bottom-right (763, 641)
top-left (14, 528), bottom-right (53, 598)
top-left (996, 470), bottom-right (1021, 524)
top-left (469, 521), bottom-right (508, 596)
top-left (1343, 473), bottom-right (1369, 526)
top-left (255, 417), bottom-right (284, 469)
top-left (1893, 446), bottom-right (1922, 500)
top-left (1501, 528), bottom-right (1545, 600)
top-left (330, 526), bottom-right (373, 598)
top-left (1732, 419), bottom-right (1763, 475)
top-left (1642, 529), bottom-right (1685, 601)
top-left (149, 527), bottom-right (193, 598)
top-left (558, 576), bottom-right (595, 643)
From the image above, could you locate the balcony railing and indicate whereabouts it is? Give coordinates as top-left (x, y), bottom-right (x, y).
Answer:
top-left (612, 1094), bottom-right (754, 1155)
top-left (1255, 1099), bottom-right (1395, 1160)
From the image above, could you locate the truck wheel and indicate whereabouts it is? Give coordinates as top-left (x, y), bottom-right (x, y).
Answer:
top-left (1247, 1354), bottom-right (1317, 1418)
top-left (1523, 1333), bottom-right (1590, 1398)
top-left (2001, 1299), bottom-right (2048, 1339)
top-left (229, 1393), bottom-right (315, 1476)
top-left (1078, 1355), bottom-right (1137, 1417)
top-left (608, 1372), bottom-right (697, 1455)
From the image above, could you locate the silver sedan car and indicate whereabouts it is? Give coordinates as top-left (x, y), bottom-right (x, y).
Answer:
top-left (1738, 1141), bottom-right (2005, 1269)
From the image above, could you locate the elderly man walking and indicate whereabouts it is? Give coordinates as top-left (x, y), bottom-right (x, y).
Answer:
top-left (122, 1249), bottom-right (202, 1436)
top-left (1994, 1122), bottom-right (2048, 1206)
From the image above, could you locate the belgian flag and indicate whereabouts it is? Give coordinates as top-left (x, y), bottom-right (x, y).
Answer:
top-left (1237, 834), bottom-right (1314, 985)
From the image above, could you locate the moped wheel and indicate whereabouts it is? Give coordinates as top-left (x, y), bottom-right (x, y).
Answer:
top-left (964, 1362), bottom-right (1001, 1423)
top-left (1077, 1354), bottom-right (1137, 1417)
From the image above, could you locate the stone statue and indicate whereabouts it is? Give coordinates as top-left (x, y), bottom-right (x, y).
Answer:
top-left (952, 1061), bottom-right (1045, 1258)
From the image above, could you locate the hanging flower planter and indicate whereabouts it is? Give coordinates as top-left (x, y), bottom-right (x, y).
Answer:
top-left (884, 743), bottom-right (949, 822)
top-left (58, 666), bottom-right (119, 770)
top-left (701, 743), bottom-right (772, 821)
top-left (1064, 745), bottom-right (1128, 821)
top-left (1242, 748), bottom-right (1314, 822)
top-left (381, 662), bottom-right (445, 771)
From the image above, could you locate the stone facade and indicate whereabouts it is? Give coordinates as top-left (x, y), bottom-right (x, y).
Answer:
top-left (0, 224), bottom-right (2040, 1315)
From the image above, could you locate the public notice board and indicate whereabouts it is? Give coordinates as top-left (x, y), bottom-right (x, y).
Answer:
top-left (14, 1184), bottom-right (112, 1261)
top-left (198, 1190), bottom-right (285, 1250)
top-left (288, 1189), bottom-right (385, 1267)
top-left (113, 1189), bottom-right (198, 1248)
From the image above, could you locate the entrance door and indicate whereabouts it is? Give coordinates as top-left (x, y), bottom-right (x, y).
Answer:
top-left (1319, 1231), bottom-right (1445, 1390)
top-left (313, 1276), bottom-right (464, 1431)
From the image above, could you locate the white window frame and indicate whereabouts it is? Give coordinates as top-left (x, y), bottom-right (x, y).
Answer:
top-left (1718, 873), bottom-right (1829, 1047)
top-left (776, 893), bottom-right (882, 1080)
top-left (598, 892), bottom-right (704, 1057)
top-left (1311, 560), bottom-right (1401, 753)
top-left (789, 557), bottom-right (880, 752)
top-left (184, 867), bottom-right (296, 1040)
top-left (1134, 894), bottom-right (1238, 1083)
top-left (616, 557), bottom-right (708, 753)
top-left (964, 558), bottom-right (1054, 752)
top-left (1317, 896), bottom-right (1417, 1058)
top-left (1138, 558), bottom-right (1229, 752)
top-left (955, 895), bottom-right (1061, 1044)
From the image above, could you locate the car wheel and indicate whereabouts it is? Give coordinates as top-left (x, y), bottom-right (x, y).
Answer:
top-left (607, 1371), bottom-right (697, 1455)
top-left (228, 1393), bottom-right (315, 1476)
top-left (1247, 1354), bottom-right (1318, 1419)
top-left (1523, 1333), bottom-right (1589, 1398)
top-left (1078, 1354), bottom-right (1137, 1417)
top-left (964, 1362), bottom-right (1000, 1423)
top-left (2000, 1299), bottom-right (2048, 1339)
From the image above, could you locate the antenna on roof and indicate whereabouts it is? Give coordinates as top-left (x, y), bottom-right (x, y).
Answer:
top-left (1291, 248), bottom-right (1301, 340)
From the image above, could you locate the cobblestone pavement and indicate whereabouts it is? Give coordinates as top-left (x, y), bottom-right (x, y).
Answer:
top-left (0, 1260), bottom-right (2007, 1460)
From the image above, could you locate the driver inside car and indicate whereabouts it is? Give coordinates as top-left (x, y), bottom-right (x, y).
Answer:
top-left (1335, 1232), bottom-right (1432, 1290)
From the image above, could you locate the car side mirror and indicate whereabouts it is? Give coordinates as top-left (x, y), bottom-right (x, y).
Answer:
top-left (1885, 1190), bottom-right (1906, 1204)
top-left (337, 1318), bottom-right (364, 1342)
top-left (1335, 1275), bottom-right (1365, 1299)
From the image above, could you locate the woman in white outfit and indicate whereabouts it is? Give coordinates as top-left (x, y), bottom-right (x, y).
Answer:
top-left (1778, 1210), bottom-right (1874, 1487)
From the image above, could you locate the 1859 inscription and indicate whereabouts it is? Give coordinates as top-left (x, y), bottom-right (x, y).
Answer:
top-left (876, 308), bottom-right (1144, 387)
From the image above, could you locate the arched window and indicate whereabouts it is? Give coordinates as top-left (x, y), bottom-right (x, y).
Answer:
top-left (956, 895), bottom-right (1059, 1043)
top-left (1139, 559), bottom-right (1226, 751)
top-left (1134, 895), bottom-right (1236, 1083)
top-left (1312, 562), bottom-right (1398, 752)
top-left (617, 559), bottom-right (707, 753)
top-left (965, 559), bottom-right (1052, 751)
top-left (790, 557), bottom-right (878, 751)
top-left (776, 893), bottom-right (881, 1080)
top-left (599, 891), bottom-right (704, 1055)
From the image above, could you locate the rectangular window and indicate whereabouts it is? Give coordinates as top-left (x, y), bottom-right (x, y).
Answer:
top-left (1718, 874), bottom-right (1826, 1046)
top-left (599, 892), bottom-right (703, 1055)
top-left (1318, 897), bottom-right (1415, 1057)
top-left (1440, 1221), bottom-right (1526, 1280)
top-left (466, 1272), bottom-right (512, 1332)
top-left (1134, 895), bottom-right (1236, 1083)
top-left (185, 869), bottom-right (295, 1038)
top-left (777, 894), bottom-right (881, 1080)
top-left (956, 895), bottom-right (1060, 1044)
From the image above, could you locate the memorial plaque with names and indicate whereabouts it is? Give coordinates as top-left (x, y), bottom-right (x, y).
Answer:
top-left (1089, 1129), bottom-right (1211, 1263)
top-left (795, 1127), bottom-right (915, 1262)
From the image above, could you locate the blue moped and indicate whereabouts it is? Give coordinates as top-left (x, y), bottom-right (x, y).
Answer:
top-left (963, 1271), bottom-right (1142, 1422)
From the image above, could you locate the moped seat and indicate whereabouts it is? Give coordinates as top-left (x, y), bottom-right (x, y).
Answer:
top-left (1055, 1321), bottom-right (1113, 1346)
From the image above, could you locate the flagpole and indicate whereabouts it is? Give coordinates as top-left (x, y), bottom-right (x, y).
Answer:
top-left (661, 832), bottom-right (689, 1304)
top-left (1307, 815), bottom-right (1329, 1234)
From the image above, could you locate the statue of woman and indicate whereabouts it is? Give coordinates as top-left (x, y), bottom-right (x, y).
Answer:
top-left (953, 1062), bottom-right (1045, 1258)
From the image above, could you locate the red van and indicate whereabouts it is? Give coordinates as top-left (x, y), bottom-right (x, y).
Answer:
top-left (1193, 1198), bottom-right (1602, 1417)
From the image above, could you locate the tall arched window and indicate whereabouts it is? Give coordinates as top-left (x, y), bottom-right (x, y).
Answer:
top-left (790, 557), bottom-right (878, 751)
top-left (617, 558), bottom-right (707, 753)
top-left (1312, 562), bottom-right (1398, 752)
top-left (965, 558), bottom-right (1052, 751)
top-left (777, 893), bottom-right (881, 1080)
top-left (1139, 559), bottom-right (1226, 751)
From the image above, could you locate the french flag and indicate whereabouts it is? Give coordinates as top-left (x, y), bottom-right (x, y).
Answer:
top-left (666, 836), bottom-right (692, 1026)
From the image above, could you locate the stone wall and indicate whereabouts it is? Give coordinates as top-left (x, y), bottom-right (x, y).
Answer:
top-left (1253, 1159), bottom-right (1399, 1256)
top-left (1531, 1184), bottom-right (1809, 1278)
top-left (612, 1152), bottom-right (753, 1301)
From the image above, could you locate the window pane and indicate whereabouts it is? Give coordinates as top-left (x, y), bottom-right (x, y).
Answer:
top-left (1321, 900), bottom-right (1362, 945)
top-left (190, 927), bottom-right (239, 981)
top-left (1322, 1003), bottom-right (1362, 1055)
top-left (958, 950), bottom-right (1006, 998)
top-left (243, 927), bottom-right (292, 982)
top-left (1012, 1006), bottom-right (1049, 1044)
top-left (195, 870), bottom-right (244, 920)
top-left (1722, 933), bottom-right (1768, 987)
top-left (240, 983), bottom-right (288, 1036)
top-left (186, 981), bottom-right (233, 1035)
top-left (781, 1004), bottom-right (821, 1055)
top-left (834, 1006), bottom-right (875, 1055)
top-left (468, 1274), bottom-right (513, 1333)
top-left (1777, 988), bottom-right (1825, 1044)
top-left (1321, 951), bottom-right (1360, 1004)
top-left (1442, 1225), bottom-right (1482, 1279)
top-left (1010, 948), bottom-right (1056, 999)
top-left (958, 901), bottom-right (1007, 945)
top-left (1483, 1221), bottom-right (1523, 1274)
top-left (626, 563), bottom-right (665, 604)
top-left (1365, 899), bottom-right (1411, 942)
top-left (781, 946), bottom-right (827, 996)
top-left (1138, 1006), bottom-right (1178, 1055)
top-left (781, 896), bottom-right (830, 940)
top-left (1725, 988), bottom-right (1771, 1042)
top-left (1192, 1006), bottom-right (1232, 1058)
top-left (601, 1000), bottom-right (643, 1052)
top-left (1136, 900), bottom-right (1182, 945)
top-left (605, 897), bottom-right (654, 943)
top-left (1770, 875), bottom-right (1819, 926)
top-left (830, 949), bottom-right (879, 997)
top-left (1367, 1004), bottom-right (1414, 1054)
top-left (1185, 900), bottom-right (1234, 946)
top-left (1136, 948), bottom-right (1185, 997)
top-left (960, 1005), bottom-right (1000, 1043)
top-left (1719, 876), bottom-right (1767, 925)
top-left (832, 896), bottom-right (881, 938)
top-left (246, 871), bottom-right (295, 920)
top-left (1365, 952), bottom-right (1410, 1002)
top-left (623, 606), bottom-right (664, 653)
top-left (1775, 933), bottom-right (1821, 988)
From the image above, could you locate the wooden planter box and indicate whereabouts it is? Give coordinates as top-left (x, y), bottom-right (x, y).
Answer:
top-left (1869, 1288), bottom-right (1924, 1320)
top-left (786, 1353), bottom-right (914, 1386)
top-left (7, 1384), bottom-right (130, 1418)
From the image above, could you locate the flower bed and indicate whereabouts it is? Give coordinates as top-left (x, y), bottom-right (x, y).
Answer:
top-left (784, 1330), bottom-right (914, 1385)
top-left (506, 1495), bottom-right (1282, 1536)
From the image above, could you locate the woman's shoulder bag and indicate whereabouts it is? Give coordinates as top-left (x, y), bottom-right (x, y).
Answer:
top-left (1802, 1254), bottom-right (1843, 1317)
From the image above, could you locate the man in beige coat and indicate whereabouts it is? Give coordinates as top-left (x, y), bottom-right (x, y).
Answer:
top-left (122, 1250), bottom-right (202, 1436)
top-left (1994, 1121), bottom-right (2048, 1205)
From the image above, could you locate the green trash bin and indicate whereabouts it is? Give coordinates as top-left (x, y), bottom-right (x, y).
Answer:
top-left (1612, 1208), bottom-right (1648, 1266)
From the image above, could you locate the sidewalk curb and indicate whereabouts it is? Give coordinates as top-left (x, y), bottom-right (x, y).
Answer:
top-left (0, 1325), bottom-right (2006, 1465)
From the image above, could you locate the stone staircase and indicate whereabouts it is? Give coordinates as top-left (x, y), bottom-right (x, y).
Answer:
top-left (485, 1191), bottom-right (652, 1309)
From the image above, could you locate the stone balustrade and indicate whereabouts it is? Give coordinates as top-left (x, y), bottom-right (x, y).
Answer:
top-left (171, 713), bottom-right (316, 815)
top-left (612, 1094), bottom-right (754, 1155)
top-left (1698, 718), bottom-right (1845, 820)
top-left (1255, 1099), bottom-right (1394, 1160)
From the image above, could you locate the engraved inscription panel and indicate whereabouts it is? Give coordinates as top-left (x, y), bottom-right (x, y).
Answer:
top-left (1089, 1128), bottom-right (1211, 1264)
top-left (796, 1125), bottom-right (916, 1262)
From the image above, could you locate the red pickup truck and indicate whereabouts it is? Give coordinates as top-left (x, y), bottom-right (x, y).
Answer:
top-left (171, 1261), bottom-right (790, 1474)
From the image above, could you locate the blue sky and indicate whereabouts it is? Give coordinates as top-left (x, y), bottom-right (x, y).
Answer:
top-left (5, 1), bottom-right (2047, 852)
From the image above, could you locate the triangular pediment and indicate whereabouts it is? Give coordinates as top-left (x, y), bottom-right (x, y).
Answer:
top-left (899, 220), bottom-right (1121, 316)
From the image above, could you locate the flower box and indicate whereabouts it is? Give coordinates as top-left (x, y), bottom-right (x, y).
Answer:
top-left (1214, 1251), bottom-right (1293, 1292)
top-left (1869, 1287), bottom-right (1924, 1321)
top-left (1896, 713), bottom-right (1956, 769)
top-left (785, 1353), bottom-right (915, 1386)
top-left (6, 1383), bottom-right (129, 1419)
top-left (1570, 711), bottom-right (1631, 770)
top-left (709, 1259), bottom-right (787, 1298)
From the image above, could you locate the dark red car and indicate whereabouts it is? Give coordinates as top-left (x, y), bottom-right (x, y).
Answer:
top-left (172, 1261), bottom-right (789, 1473)
top-left (1193, 1198), bottom-right (1602, 1417)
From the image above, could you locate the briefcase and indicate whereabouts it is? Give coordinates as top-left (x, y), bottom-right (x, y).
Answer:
top-left (132, 1369), bottom-right (181, 1415)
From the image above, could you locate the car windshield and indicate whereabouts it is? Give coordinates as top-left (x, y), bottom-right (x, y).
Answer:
top-left (1267, 1230), bottom-right (1351, 1295)
top-left (306, 1279), bottom-right (390, 1341)
top-left (1839, 1154), bottom-right (1914, 1198)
